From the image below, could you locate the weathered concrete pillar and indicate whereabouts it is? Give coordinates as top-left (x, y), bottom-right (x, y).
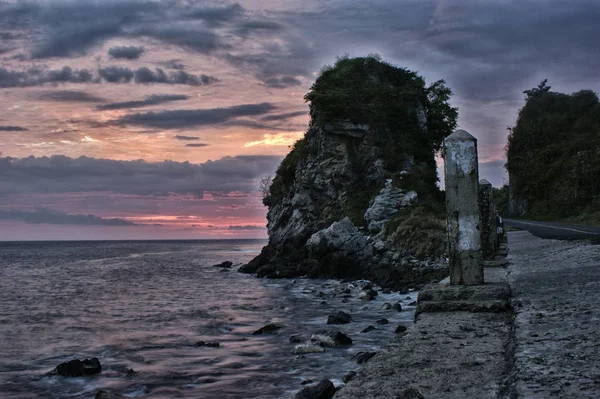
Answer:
top-left (444, 130), bottom-right (483, 285)
top-left (478, 179), bottom-right (498, 260)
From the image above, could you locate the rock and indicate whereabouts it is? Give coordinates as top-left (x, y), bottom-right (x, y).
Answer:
top-left (358, 289), bottom-right (378, 300)
top-left (327, 311), bottom-right (352, 324)
top-left (243, 57), bottom-right (450, 287)
top-left (306, 218), bottom-right (373, 270)
top-left (361, 283), bottom-right (373, 290)
top-left (294, 379), bottom-right (336, 399)
top-left (364, 179), bottom-right (418, 233)
top-left (376, 318), bottom-right (389, 325)
top-left (361, 325), bottom-right (376, 333)
top-left (213, 261), bottom-right (233, 268)
top-left (252, 323), bottom-right (284, 335)
top-left (311, 331), bottom-right (352, 347)
top-left (398, 387), bottom-right (425, 399)
top-left (51, 357), bottom-right (101, 377)
top-left (95, 391), bottom-right (124, 399)
top-left (381, 288), bottom-right (392, 294)
top-left (352, 351), bottom-right (377, 364)
top-left (395, 325), bottom-right (408, 333)
top-left (408, 301), bottom-right (417, 306)
top-left (289, 334), bottom-right (306, 343)
top-left (292, 344), bottom-right (326, 354)
top-left (392, 303), bottom-right (403, 312)
top-left (343, 371), bottom-right (357, 383)
top-left (381, 302), bottom-right (392, 310)
top-left (196, 341), bottom-right (220, 347)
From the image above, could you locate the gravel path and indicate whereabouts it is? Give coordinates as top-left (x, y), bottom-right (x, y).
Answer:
top-left (508, 230), bottom-right (600, 398)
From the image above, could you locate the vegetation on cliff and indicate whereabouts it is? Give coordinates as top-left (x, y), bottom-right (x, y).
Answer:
top-left (266, 55), bottom-right (457, 220)
top-left (506, 80), bottom-right (600, 220)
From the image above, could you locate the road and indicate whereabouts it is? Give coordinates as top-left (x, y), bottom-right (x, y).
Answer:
top-left (504, 218), bottom-right (600, 241)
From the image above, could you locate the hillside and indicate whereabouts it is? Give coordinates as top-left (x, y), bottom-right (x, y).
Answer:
top-left (506, 80), bottom-right (600, 222)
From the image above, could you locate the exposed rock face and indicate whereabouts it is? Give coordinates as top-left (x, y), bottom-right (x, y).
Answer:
top-left (241, 56), bottom-right (455, 289)
top-left (365, 180), bottom-right (417, 233)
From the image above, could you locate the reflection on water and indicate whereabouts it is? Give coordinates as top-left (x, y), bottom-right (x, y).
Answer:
top-left (0, 240), bottom-right (417, 398)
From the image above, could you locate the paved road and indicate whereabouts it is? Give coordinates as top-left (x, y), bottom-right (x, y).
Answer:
top-left (504, 218), bottom-right (600, 242)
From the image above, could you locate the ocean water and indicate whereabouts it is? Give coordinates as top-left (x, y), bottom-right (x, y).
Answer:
top-left (0, 240), bottom-right (417, 398)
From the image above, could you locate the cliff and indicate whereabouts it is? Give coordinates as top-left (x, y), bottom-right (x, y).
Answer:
top-left (506, 80), bottom-right (600, 220)
top-left (241, 56), bottom-right (458, 290)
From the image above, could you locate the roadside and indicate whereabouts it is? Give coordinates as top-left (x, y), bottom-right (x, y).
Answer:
top-left (335, 230), bottom-right (600, 398)
top-left (504, 219), bottom-right (600, 242)
top-left (507, 230), bottom-right (600, 398)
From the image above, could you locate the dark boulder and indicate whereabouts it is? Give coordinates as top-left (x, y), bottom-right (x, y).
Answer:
top-left (196, 341), bottom-right (220, 347)
top-left (392, 302), bottom-right (403, 312)
top-left (395, 325), bottom-right (408, 334)
top-left (295, 379), bottom-right (336, 399)
top-left (51, 357), bottom-right (101, 377)
top-left (361, 325), bottom-right (376, 333)
top-left (375, 318), bottom-right (389, 325)
top-left (351, 351), bottom-right (376, 364)
top-left (343, 371), bottom-right (357, 383)
top-left (252, 323), bottom-right (284, 335)
top-left (327, 311), bottom-right (352, 324)
top-left (311, 331), bottom-right (352, 347)
top-left (95, 391), bottom-right (124, 399)
top-left (213, 261), bottom-right (233, 268)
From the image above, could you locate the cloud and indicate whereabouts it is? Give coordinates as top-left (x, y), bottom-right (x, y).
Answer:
top-left (186, 3), bottom-right (244, 22)
top-left (260, 111), bottom-right (307, 122)
top-left (118, 102), bottom-right (278, 129)
top-left (174, 135), bottom-right (200, 141)
top-left (185, 143), bottom-right (209, 147)
top-left (0, 66), bottom-right (217, 87)
top-left (0, 66), bottom-right (95, 88)
top-left (226, 225), bottom-right (265, 230)
top-left (264, 76), bottom-right (302, 88)
top-left (37, 90), bottom-right (106, 102)
top-left (108, 45), bottom-right (145, 59)
top-left (0, 126), bottom-right (28, 131)
top-left (0, 154), bottom-right (283, 197)
top-left (97, 94), bottom-right (189, 110)
top-left (0, 208), bottom-right (136, 226)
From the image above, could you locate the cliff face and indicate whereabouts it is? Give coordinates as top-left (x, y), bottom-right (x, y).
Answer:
top-left (241, 56), bottom-right (458, 289)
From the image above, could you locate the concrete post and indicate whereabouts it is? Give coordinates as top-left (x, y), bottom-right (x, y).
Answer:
top-left (444, 130), bottom-right (483, 285)
top-left (478, 179), bottom-right (498, 260)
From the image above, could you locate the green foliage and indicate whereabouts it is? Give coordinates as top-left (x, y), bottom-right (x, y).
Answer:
top-left (386, 204), bottom-right (446, 259)
top-left (506, 80), bottom-right (600, 218)
top-left (267, 139), bottom-right (307, 204)
top-left (492, 185), bottom-right (509, 216)
top-left (304, 56), bottom-right (457, 157)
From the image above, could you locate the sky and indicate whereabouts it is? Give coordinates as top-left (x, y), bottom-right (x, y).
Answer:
top-left (1, 0), bottom-right (599, 240)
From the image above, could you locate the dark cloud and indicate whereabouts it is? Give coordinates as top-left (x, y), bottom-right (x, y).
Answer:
top-left (0, 155), bottom-right (283, 197)
top-left (186, 3), bottom-right (244, 23)
top-left (0, 126), bottom-right (28, 131)
top-left (118, 102), bottom-right (278, 129)
top-left (235, 20), bottom-right (284, 36)
top-left (0, 66), bottom-right (95, 88)
top-left (108, 45), bottom-right (145, 59)
top-left (97, 94), bottom-right (189, 110)
top-left (37, 90), bottom-right (106, 102)
top-left (174, 135), bottom-right (200, 141)
top-left (264, 76), bottom-right (302, 89)
top-left (0, 65), bottom-right (216, 87)
top-left (185, 143), bottom-right (209, 147)
top-left (260, 111), bottom-right (307, 121)
top-left (0, 208), bottom-right (136, 226)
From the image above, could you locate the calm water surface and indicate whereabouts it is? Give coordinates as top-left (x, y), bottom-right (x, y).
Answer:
top-left (0, 240), bottom-right (416, 398)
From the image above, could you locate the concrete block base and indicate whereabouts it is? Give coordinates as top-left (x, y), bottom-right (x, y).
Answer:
top-left (415, 283), bottom-right (511, 317)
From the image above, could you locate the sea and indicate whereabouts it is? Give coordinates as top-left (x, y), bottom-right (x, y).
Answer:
top-left (0, 240), bottom-right (417, 399)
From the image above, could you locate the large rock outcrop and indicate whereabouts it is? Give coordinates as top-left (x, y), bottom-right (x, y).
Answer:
top-left (240, 56), bottom-right (457, 289)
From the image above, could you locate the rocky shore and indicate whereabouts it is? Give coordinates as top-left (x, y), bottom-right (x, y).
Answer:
top-left (328, 230), bottom-right (600, 398)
